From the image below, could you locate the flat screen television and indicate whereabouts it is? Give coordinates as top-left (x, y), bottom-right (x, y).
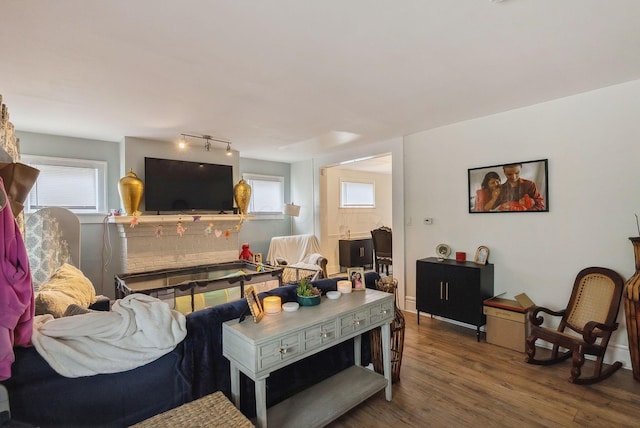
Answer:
top-left (144, 157), bottom-right (234, 213)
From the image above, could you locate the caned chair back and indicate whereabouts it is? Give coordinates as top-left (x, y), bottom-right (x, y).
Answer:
top-left (564, 269), bottom-right (623, 335)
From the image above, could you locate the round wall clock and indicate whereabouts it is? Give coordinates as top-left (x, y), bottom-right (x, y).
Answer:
top-left (435, 243), bottom-right (451, 260)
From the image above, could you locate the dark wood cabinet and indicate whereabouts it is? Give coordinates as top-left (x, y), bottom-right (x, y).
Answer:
top-left (339, 238), bottom-right (373, 271)
top-left (416, 257), bottom-right (494, 340)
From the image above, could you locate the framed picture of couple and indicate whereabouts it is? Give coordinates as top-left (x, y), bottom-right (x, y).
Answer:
top-left (468, 159), bottom-right (549, 213)
top-left (347, 267), bottom-right (365, 291)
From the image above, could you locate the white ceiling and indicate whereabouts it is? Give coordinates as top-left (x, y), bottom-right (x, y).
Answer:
top-left (1, 1), bottom-right (640, 164)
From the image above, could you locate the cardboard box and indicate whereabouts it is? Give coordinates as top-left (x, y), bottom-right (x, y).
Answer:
top-left (483, 293), bottom-right (535, 353)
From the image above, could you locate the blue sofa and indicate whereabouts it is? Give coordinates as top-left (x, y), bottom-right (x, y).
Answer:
top-left (2, 272), bottom-right (379, 427)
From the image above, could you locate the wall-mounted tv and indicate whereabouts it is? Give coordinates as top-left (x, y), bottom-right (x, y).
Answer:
top-left (144, 157), bottom-right (234, 213)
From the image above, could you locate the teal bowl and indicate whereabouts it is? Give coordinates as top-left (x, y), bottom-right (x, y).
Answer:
top-left (297, 294), bottom-right (321, 306)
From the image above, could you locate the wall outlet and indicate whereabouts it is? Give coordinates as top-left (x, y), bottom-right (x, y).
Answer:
top-left (423, 217), bottom-right (433, 225)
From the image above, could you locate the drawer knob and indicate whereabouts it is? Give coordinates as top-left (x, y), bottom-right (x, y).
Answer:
top-left (382, 309), bottom-right (389, 314)
top-left (353, 319), bottom-right (362, 326)
top-left (279, 347), bottom-right (288, 354)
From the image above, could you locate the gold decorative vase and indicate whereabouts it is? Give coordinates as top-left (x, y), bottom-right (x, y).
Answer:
top-left (118, 169), bottom-right (144, 216)
top-left (623, 237), bottom-right (640, 381)
top-left (233, 179), bottom-right (251, 215)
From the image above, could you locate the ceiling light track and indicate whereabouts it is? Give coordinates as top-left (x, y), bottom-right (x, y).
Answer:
top-left (180, 133), bottom-right (233, 156)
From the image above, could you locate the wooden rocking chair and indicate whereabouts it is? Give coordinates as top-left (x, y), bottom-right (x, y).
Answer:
top-left (525, 267), bottom-right (624, 384)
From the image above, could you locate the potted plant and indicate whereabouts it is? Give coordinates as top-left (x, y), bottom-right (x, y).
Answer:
top-left (296, 278), bottom-right (321, 306)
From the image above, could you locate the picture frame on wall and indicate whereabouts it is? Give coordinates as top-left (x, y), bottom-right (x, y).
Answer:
top-left (468, 159), bottom-right (549, 213)
top-left (347, 267), bottom-right (365, 291)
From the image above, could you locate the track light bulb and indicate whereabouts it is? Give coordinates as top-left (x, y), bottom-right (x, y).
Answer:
top-left (226, 142), bottom-right (232, 156)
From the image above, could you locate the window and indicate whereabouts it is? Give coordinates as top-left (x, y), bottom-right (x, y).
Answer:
top-left (340, 179), bottom-right (375, 208)
top-left (243, 173), bottom-right (284, 218)
top-left (21, 155), bottom-right (107, 214)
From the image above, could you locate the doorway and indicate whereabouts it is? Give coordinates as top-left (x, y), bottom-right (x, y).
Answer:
top-left (318, 154), bottom-right (392, 276)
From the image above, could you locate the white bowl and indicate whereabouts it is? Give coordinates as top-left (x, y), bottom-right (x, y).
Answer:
top-left (282, 302), bottom-right (299, 312)
top-left (326, 291), bottom-right (341, 300)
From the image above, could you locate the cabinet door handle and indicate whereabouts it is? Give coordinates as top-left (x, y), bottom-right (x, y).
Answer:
top-left (359, 247), bottom-right (364, 257)
top-left (440, 281), bottom-right (443, 300)
top-left (446, 282), bottom-right (449, 301)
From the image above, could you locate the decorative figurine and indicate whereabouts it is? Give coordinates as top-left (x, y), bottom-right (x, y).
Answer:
top-left (239, 243), bottom-right (253, 261)
top-left (204, 222), bottom-right (214, 236)
top-left (176, 221), bottom-right (186, 236)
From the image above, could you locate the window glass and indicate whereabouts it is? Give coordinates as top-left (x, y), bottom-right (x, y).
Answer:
top-left (21, 155), bottom-right (107, 214)
top-left (243, 173), bottom-right (284, 217)
top-left (340, 180), bottom-right (375, 208)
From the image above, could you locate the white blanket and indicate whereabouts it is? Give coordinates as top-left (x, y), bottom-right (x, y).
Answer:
top-left (31, 294), bottom-right (187, 378)
top-left (266, 234), bottom-right (321, 265)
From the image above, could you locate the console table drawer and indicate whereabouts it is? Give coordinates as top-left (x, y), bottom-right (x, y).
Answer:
top-left (303, 320), bottom-right (338, 351)
top-left (370, 300), bottom-right (394, 324)
top-left (258, 333), bottom-right (300, 370)
top-left (340, 308), bottom-right (371, 336)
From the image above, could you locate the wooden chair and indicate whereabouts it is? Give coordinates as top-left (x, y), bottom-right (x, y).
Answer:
top-left (371, 226), bottom-right (392, 275)
top-left (525, 267), bottom-right (624, 384)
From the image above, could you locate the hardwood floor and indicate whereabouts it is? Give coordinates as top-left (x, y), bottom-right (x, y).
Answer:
top-left (327, 311), bottom-right (640, 428)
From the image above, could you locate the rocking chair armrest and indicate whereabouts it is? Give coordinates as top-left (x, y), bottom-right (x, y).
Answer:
top-left (582, 321), bottom-right (618, 344)
top-left (528, 305), bottom-right (566, 327)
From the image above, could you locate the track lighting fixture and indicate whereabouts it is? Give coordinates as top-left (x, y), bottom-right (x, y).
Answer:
top-left (179, 133), bottom-right (232, 154)
top-left (178, 135), bottom-right (187, 149)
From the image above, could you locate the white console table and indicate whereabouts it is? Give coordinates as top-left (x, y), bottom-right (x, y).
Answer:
top-left (223, 289), bottom-right (394, 428)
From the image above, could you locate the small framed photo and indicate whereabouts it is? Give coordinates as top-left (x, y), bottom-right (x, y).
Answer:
top-left (474, 246), bottom-right (490, 265)
top-left (253, 253), bottom-right (263, 264)
top-left (347, 267), bottom-right (365, 291)
top-left (244, 286), bottom-right (264, 323)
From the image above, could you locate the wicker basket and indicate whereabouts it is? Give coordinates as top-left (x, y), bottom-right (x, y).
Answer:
top-left (130, 391), bottom-right (253, 427)
top-left (370, 277), bottom-right (405, 383)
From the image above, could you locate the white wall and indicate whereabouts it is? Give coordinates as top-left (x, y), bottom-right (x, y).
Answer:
top-left (404, 79), bottom-right (640, 367)
top-left (291, 160), bottom-right (314, 235)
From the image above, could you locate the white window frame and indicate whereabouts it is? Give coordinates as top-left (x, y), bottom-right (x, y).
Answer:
top-left (243, 173), bottom-right (285, 219)
top-left (340, 179), bottom-right (376, 208)
top-left (21, 154), bottom-right (108, 215)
